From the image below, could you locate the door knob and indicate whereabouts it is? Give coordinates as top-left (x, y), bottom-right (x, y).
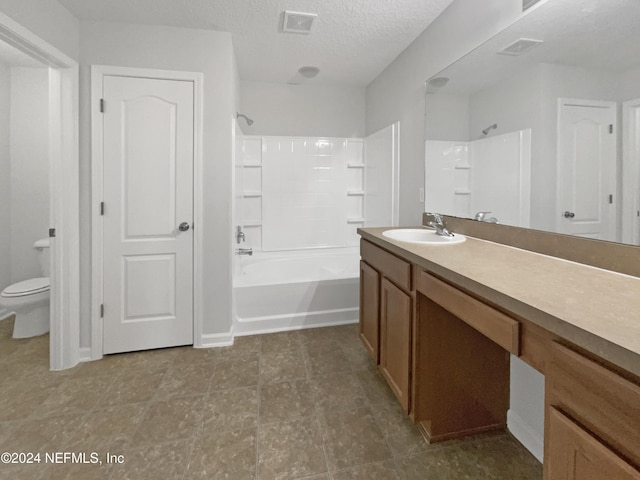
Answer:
top-left (563, 211), bottom-right (575, 218)
top-left (178, 222), bottom-right (190, 231)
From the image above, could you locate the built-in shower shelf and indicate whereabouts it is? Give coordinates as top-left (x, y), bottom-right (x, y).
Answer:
top-left (347, 163), bottom-right (365, 168)
top-left (454, 165), bottom-right (471, 170)
top-left (347, 217), bottom-right (365, 223)
top-left (454, 189), bottom-right (471, 195)
top-left (242, 192), bottom-right (262, 198)
top-left (347, 190), bottom-right (365, 196)
top-left (242, 220), bottom-right (262, 227)
top-left (242, 164), bottom-right (262, 168)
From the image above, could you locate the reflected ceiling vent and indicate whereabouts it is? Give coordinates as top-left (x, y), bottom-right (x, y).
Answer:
top-left (282, 11), bottom-right (317, 34)
top-left (428, 77), bottom-right (449, 88)
top-left (298, 66), bottom-right (320, 78)
top-left (497, 38), bottom-right (544, 56)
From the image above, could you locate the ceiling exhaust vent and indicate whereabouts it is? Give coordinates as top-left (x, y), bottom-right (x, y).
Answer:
top-left (497, 38), bottom-right (544, 56)
top-left (282, 11), bottom-right (317, 34)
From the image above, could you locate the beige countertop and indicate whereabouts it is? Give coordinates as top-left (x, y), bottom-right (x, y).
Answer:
top-left (358, 227), bottom-right (640, 378)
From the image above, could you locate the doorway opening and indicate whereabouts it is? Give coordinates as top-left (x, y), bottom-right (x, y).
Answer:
top-left (0, 12), bottom-right (80, 370)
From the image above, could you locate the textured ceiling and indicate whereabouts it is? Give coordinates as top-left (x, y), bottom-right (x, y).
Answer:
top-left (56, 0), bottom-right (454, 87)
top-left (429, 0), bottom-right (640, 95)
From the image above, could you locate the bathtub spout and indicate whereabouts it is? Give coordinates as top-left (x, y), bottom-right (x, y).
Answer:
top-left (236, 248), bottom-right (253, 256)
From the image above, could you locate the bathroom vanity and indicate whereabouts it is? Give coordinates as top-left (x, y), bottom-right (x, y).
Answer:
top-left (358, 221), bottom-right (640, 480)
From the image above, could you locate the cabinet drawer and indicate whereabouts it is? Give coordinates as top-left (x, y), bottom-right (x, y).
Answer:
top-left (361, 239), bottom-right (411, 291)
top-left (417, 271), bottom-right (519, 355)
top-left (548, 342), bottom-right (640, 469)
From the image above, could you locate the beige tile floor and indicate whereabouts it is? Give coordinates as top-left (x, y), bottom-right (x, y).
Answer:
top-left (0, 317), bottom-right (542, 479)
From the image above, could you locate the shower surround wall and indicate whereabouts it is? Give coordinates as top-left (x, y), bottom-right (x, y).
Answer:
top-left (425, 129), bottom-right (531, 227)
top-left (236, 136), bottom-right (365, 251)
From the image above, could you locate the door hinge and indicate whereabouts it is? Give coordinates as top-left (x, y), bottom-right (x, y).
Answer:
top-left (609, 194), bottom-right (613, 204)
top-left (100, 304), bottom-right (104, 318)
top-left (100, 98), bottom-right (105, 113)
top-left (49, 228), bottom-right (56, 238)
top-left (100, 202), bottom-right (105, 215)
top-left (609, 124), bottom-right (613, 134)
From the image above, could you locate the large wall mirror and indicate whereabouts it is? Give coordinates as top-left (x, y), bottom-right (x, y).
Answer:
top-left (424, 0), bottom-right (640, 246)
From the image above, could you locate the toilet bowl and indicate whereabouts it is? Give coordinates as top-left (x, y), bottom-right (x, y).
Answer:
top-left (0, 278), bottom-right (50, 338)
top-left (0, 239), bottom-right (50, 338)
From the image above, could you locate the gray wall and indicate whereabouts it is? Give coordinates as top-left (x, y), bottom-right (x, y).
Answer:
top-left (0, 62), bottom-right (9, 292)
top-left (240, 81), bottom-right (366, 138)
top-left (9, 67), bottom-right (49, 283)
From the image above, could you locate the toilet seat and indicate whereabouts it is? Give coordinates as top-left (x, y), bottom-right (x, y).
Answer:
top-left (1, 277), bottom-right (50, 298)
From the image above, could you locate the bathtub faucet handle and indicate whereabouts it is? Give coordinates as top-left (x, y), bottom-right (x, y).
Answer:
top-left (236, 226), bottom-right (246, 244)
top-left (236, 248), bottom-right (253, 256)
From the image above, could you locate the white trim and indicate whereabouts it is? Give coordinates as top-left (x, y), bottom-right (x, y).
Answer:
top-left (198, 331), bottom-right (235, 348)
top-left (0, 12), bottom-right (80, 371)
top-left (622, 98), bottom-right (640, 246)
top-left (77, 347), bottom-right (92, 363)
top-left (507, 409), bottom-right (544, 463)
top-left (234, 315), bottom-right (357, 337)
top-left (391, 121), bottom-right (401, 227)
top-left (90, 65), bottom-right (204, 358)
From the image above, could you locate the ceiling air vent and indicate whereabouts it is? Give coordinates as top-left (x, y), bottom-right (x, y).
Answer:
top-left (497, 38), bottom-right (543, 56)
top-left (282, 11), bottom-right (317, 34)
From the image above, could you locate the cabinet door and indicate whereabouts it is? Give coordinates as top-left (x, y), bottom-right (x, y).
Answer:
top-left (546, 407), bottom-right (640, 480)
top-left (379, 277), bottom-right (412, 412)
top-left (359, 261), bottom-right (380, 361)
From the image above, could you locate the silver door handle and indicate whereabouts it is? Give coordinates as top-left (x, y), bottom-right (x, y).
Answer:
top-left (178, 222), bottom-right (190, 231)
top-left (563, 211), bottom-right (575, 218)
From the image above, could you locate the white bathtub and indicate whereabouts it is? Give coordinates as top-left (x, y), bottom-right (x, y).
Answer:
top-left (233, 247), bottom-right (360, 335)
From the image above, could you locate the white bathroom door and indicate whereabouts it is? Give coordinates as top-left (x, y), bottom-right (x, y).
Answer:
top-left (557, 99), bottom-right (617, 240)
top-left (101, 75), bottom-right (194, 354)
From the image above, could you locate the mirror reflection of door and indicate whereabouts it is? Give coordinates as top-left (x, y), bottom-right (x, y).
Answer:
top-left (556, 99), bottom-right (617, 241)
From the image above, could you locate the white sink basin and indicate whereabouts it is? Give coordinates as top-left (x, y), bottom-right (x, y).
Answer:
top-left (382, 228), bottom-right (466, 245)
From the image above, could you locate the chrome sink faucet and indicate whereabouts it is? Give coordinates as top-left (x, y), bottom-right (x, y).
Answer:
top-left (426, 212), bottom-right (454, 237)
top-left (474, 211), bottom-right (499, 223)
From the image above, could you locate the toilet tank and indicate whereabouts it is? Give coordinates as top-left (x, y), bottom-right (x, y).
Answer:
top-left (33, 238), bottom-right (50, 277)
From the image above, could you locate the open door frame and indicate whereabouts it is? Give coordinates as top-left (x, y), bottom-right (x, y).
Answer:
top-left (622, 98), bottom-right (640, 245)
top-left (0, 12), bottom-right (80, 370)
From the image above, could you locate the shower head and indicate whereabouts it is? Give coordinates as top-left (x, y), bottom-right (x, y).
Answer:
top-left (237, 112), bottom-right (254, 126)
top-left (482, 123), bottom-right (497, 136)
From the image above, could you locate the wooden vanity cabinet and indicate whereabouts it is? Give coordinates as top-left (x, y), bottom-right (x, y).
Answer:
top-left (359, 260), bottom-right (380, 361)
top-left (359, 239), bottom-right (413, 412)
top-left (545, 342), bottom-right (640, 480)
top-left (379, 277), bottom-right (411, 411)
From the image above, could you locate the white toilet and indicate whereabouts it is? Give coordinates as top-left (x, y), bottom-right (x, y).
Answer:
top-left (0, 239), bottom-right (50, 338)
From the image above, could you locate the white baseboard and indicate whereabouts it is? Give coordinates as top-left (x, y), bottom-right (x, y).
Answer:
top-left (234, 317), bottom-right (357, 337)
top-left (507, 409), bottom-right (544, 463)
top-left (198, 331), bottom-right (234, 348)
top-left (77, 347), bottom-right (93, 363)
top-left (234, 308), bottom-right (358, 336)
